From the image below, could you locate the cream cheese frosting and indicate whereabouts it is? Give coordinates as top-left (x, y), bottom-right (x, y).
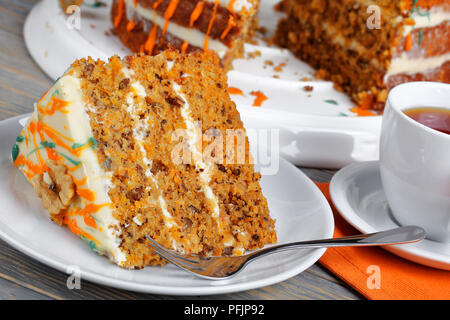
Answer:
top-left (402, 6), bottom-right (450, 36)
top-left (13, 72), bottom-right (127, 265)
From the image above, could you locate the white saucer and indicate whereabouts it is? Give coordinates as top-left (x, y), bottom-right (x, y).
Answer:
top-left (330, 161), bottom-right (450, 270)
top-left (0, 114), bottom-right (334, 295)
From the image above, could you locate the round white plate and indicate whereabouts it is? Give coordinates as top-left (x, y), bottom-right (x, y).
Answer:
top-left (23, 0), bottom-right (382, 169)
top-left (330, 161), bottom-right (450, 270)
top-left (0, 114), bottom-right (334, 295)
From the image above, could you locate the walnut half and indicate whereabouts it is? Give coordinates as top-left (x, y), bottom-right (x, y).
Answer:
top-left (31, 160), bottom-right (75, 216)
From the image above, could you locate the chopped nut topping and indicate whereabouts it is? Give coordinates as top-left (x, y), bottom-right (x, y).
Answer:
top-left (31, 160), bottom-right (75, 216)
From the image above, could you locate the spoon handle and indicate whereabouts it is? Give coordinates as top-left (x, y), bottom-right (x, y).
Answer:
top-left (248, 226), bottom-right (425, 259)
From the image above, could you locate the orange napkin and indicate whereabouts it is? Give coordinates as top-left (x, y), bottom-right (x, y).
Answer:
top-left (315, 182), bottom-right (450, 300)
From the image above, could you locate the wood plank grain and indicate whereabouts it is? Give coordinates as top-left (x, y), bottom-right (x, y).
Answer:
top-left (0, 0), bottom-right (362, 300)
top-left (0, 276), bottom-right (51, 300)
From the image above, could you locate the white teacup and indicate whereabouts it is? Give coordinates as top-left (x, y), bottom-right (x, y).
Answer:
top-left (380, 82), bottom-right (450, 243)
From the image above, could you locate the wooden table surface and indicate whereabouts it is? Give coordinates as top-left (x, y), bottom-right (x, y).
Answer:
top-left (0, 0), bottom-right (362, 300)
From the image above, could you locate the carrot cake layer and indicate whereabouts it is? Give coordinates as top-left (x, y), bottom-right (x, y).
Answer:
top-left (275, 0), bottom-right (450, 110)
top-left (12, 51), bottom-right (276, 269)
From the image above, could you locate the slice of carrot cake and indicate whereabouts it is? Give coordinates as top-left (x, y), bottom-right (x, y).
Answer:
top-left (275, 0), bottom-right (450, 110)
top-left (12, 50), bottom-right (276, 269)
top-left (60, 0), bottom-right (260, 70)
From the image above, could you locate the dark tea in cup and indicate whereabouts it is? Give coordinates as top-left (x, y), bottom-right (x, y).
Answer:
top-left (403, 107), bottom-right (450, 135)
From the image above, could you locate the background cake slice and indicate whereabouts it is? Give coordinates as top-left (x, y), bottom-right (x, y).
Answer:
top-left (60, 0), bottom-right (260, 70)
top-left (112, 0), bottom-right (260, 70)
top-left (12, 50), bottom-right (276, 269)
top-left (275, 0), bottom-right (450, 110)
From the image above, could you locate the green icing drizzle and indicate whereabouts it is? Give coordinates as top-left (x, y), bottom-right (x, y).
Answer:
top-left (418, 30), bottom-right (423, 47)
top-left (410, 0), bottom-right (431, 22)
top-left (411, 0), bottom-right (418, 13)
top-left (27, 141), bottom-right (56, 156)
top-left (81, 235), bottom-right (98, 252)
top-left (89, 137), bottom-right (98, 149)
top-left (41, 141), bottom-right (56, 149)
top-left (72, 137), bottom-right (97, 150)
top-left (11, 144), bottom-right (19, 162)
top-left (324, 99), bottom-right (339, 106)
top-left (84, 1), bottom-right (106, 8)
top-left (71, 143), bottom-right (84, 149)
top-left (16, 136), bottom-right (25, 143)
top-left (58, 152), bottom-right (81, 166)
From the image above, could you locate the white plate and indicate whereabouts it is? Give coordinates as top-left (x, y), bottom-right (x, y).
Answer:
top-left (0, 114), bottom-right (334, 295)
top-left (330, 161), bottom-right (450, 270)
top-left (23, 0), bottom-right (382, 169)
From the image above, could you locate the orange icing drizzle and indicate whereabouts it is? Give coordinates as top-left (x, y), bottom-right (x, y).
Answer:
top-left (250, 91), bottom-right (268, 107)
top-left (46, 147), bottom-right (60, 162)
top-left (114, 0), bottom-right (125, 28)
top-left (38, 90), bottom-right (49, 105)
top-left (126, 18), bottom-right (136, 32)
top-left (404, 33), bottom-right (412, 51)
top-left (77, 188), bottom-right (96, 202)
top-left (228, 87), bottom-right (244, 95)
top-left (24, 130), bottom-right (29, 148)
top-left (153, 0), bottom-right (163, 9)
top-left (64, 215), bottom-right (100, 244)
top-left (28, 122), bottom-right (45, 168)
top-left (162, 0), bottom-right (180, 35)
top-left (73, 176), bottom-right (87, 187)
top-left (144, 0), bottom-right (165, 54)
top-left (38, 123), bottom-right (79, 157)
top-left (350, 107), bottom-right (376, 117)
top-left (181, 41), bottom-right (189, 53)
top-left (66, 203), bottom-right (110, 233)
top-left (228, 0), bottom-right (236, 14)
top-left (39, 121), bottom-right (74, 143)
top-left (221, 15), bottom-right (235, 40)
top-left (204, 0), bottom-right (220, 52)
top-left (189, 1), bottom-right (205, 27)
top-left (73, 177), bottom-right (96, 203)
top-left (14, 154), bottom-right (45, 176)
top-left (133, 0), bottom-right (138, 7)
top-left (67, 164), bottom-right (82, 172)
top-left (38, 97), bottom-right (70, 118)
top-left (145, 25), bottom-right (158, 54)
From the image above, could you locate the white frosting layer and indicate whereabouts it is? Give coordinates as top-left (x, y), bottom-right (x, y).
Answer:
top-left (171, 80), bottom-right (238, 250)
top-left (125, 0), bottom-right (228, 58)
top-left (402, 7), bottom-right (450, 36)
top-left (18, 74), bottom-right (126, 265)
top-left (122, 67), bottom-right (180, 232)
top-left (385, 52), bottom-right (450, 80)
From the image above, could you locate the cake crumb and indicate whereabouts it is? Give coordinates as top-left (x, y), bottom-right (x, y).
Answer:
top-left (273, 63), bottom-right (286, 72)
top-left (246, 50), bottom-right (261, 59)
